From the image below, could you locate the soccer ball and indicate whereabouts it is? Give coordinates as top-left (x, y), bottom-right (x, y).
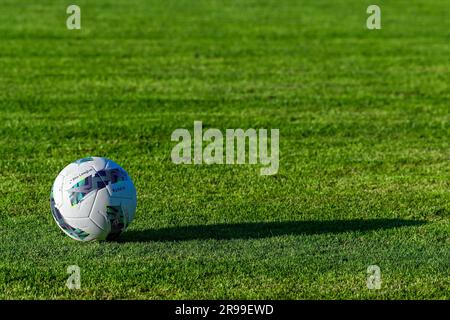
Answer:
top-left (50, 157), bottom-right (137, 241)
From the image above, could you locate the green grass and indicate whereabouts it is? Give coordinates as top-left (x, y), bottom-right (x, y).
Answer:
top-left (0, 0), bottom-right (449, 299)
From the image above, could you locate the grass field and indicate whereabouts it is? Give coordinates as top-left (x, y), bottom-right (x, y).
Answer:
top-left (0, 0), bottom-right (449, 299)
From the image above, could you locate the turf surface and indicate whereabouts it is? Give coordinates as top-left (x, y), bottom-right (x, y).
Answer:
top-left (0, 0), bottom-right (449, 299)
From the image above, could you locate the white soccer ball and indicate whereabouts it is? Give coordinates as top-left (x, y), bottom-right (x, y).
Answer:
top-left (50, 157), bottom-right (137, 241)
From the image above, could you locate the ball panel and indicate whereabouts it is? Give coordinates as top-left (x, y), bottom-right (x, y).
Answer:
top-left (106, 180), bottom-right (135, 199)
top-left (50, 201), bottom-right (91, 241)
top-left (61, 189), bottom-right (97, 219)
top-left (118, 197), bottom-right (137, 225)
top-left (63, 164), bottom-right (97, 207)
top-left (89, 157), bottom-right (108, 172)
top-left (51, 174), bottom-right (65, 208)
top-left (89, 188), bottom-right (112, 232)
top-left (64, 217), bottom-right (107, 241)
top-left (105, 203), bottom-right (128, 241)
top-left (104, 159), bottom-right (121, 170)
